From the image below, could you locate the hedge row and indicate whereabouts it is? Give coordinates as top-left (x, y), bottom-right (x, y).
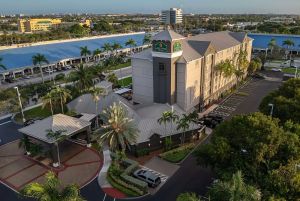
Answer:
top-left (107, 173), bottom-right (140, 197)
top-left (108, 167), bottom-right (145, 196)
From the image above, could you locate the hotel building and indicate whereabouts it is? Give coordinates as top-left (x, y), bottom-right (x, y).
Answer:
top-left (131, 29), bottom-right (253, 112)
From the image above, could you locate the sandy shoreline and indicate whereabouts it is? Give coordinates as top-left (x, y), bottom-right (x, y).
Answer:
top-left (0, 32), bottom-right (145, 51)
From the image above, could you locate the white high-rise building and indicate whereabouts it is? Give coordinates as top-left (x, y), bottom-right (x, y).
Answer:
top-left (160, 8), bottom-right (183, 25)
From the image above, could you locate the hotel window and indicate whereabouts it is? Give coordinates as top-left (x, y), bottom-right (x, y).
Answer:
top-left (159, 63), bottom-right (166, 73)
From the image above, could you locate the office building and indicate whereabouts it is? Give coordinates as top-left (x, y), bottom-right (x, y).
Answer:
top-left (160, 8), bottom-right (183, 25)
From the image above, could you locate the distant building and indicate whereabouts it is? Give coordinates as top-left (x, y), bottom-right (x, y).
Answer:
top-left (160, 8), bottom-right (183, 25)
top-left (18, 18), bottom-right (62, 33)
top-left (265, 17), bottom-right (295, 24)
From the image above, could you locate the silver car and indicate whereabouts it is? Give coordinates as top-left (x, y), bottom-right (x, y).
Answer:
top-left (133, 169), bottom-right (161, 188)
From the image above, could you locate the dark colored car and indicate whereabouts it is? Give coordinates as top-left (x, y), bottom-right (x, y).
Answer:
top-left (24, 119), bottom-right (35, 126)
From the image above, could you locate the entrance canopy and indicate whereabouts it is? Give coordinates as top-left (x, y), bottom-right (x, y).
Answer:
top-left (18, 114), bottom-right (91, 144)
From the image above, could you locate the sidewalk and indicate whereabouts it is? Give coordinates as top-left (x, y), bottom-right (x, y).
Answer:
top-left (97, 149), bottom-right (126, 199)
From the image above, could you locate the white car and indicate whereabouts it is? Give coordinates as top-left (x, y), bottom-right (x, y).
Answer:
top-left (271, 68), bottom-right (282, 72)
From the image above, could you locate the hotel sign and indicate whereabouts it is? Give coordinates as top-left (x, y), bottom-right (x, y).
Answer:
top-left (173, 42), bottom-right (182, 52)
top-left (154, 41), bottom-right (168, 53)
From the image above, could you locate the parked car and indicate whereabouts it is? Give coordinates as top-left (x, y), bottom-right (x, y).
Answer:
top-left (133, 169), bottom-right (161, 188)
top-left (206, 114), bottom-right (224, 123)
top-left (252, 73), bottom-right (266, 79)
top-left (271, 68), bottom-right (282, 72)
top-left (24, 119), bottom-right (35, 126)
top-left (200, 117), bottom-right (219, 128)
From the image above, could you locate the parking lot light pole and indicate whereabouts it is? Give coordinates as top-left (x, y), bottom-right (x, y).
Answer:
top-left (268, 103), bottom-right (274, 117)
top-left (14, 86), bottom-right (26, 124)
top-left (295, 66), bottom-right (298, 78)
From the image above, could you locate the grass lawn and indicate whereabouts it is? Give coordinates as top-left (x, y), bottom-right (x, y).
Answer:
top-left (118, 77), bottom-right (132, 87)
top-left (14, 106), bottom-right (52, 123)
top-left (107, 61), bottom-right (131, 70)
top-left (282, 67), bottom-right (297, 74)
top-left (160, 143), bottom-right (195, 163)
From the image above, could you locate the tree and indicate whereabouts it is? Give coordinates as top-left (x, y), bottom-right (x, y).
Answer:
top-left (195, 112), bottom-right (299, 200)
top-left (111, 42), bottom-right (122, 55)
top-left (282, 39), bottom-right (295, 62)
top-left (102, 43), bottom-right (112, 56)
top-left (106, 73), bottom-right (119, 88)
top-left (234, 50), bottom-right (249, 84)
top-left (259, 78), bottom-right (300, 123)
top-left (93, 48), bottom-right (102, 61)
top-left (21, 171), bottom-right (85, 201)
top-left (32, 53), bottom-right (49, 84)
top-left (50, 86), bottom-right (71, 114)
top-left (96, 102), bottom-right (138, 152)
top-left (69, 64), bottom-right (93, 92)
top-left (80, 46), bottom-right (91, 63)
top-left (216, 59), bottom-right (235, 77)
top-left (248, 58), bottom-right (262, 74)
top-left (177, 192), bottom-right (202, 201)
top-left (125, 38), bottom-right (137, 54)
top-left (41, 91), bottom-right (55, 116)
top-left (209, 171), bottom-right (261, 201)
top-left (268, 38), bottom-right (277, 54)
top-left (143, 34), bottom-right (151, 45)
top-left (0, 57), bottom-right (6, 70)
top-left (89, 86), bottom-right (106, 128)
top-left (177, 114), bottom-right (191, 145)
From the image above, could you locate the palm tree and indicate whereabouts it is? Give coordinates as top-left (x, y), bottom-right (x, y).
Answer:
top-left (32, 53), bottom-right (49, 84)
top-left (177, 114), bottom-right (191, 145)
top-left (93, 48), bottom-right (102, 62)
top-left (70, 64), bottom-right (93, 92)
top-left (158, 111), bottom-right (170, 138)
top-left (102, 43), bottom-right (112, 57)
top-left (18, 137), bottom-right (31, 154)
top-left (111, 42), bottom-right (122, 55)
top-left (268, 38), bottom-right (276, 54)
top-left (41, 91), bottom-right (55, 116)
top-left (80, 46), bottom-right (91, 63)
top-left (282, 39), bottom-right (295, 62)
top-left (96, 102), bottom-right (138, 152)
top-left (168, 110), bottom-right (179, 136)
top-left (21, 171), bottom-right (85, 201)
top-left (51, 86), bottom-right (72, 114)
top-left (125, 38), bottom-right (137, 54)
top-left (248, 58), bottom-right (262, 74)
top-left (209, 171), bottom-right (261, 201)
top-left (0, 57), bottom-right (6, 70)
top-left (143, 34), bottom-right (151, 45)
top-left (89, 86), bottom-right (106, 129)
top-left (46, 129), bottom-right (67, 167)
top-left (106, 73), bottom-right (119, 88)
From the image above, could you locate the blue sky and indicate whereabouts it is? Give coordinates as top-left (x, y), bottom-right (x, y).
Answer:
top-left (0, 0), bottom-right (299, 14)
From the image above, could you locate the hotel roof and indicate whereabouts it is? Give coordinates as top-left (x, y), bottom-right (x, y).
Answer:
top-left (152, 29), bottom-right (185, 41)
top-left (18, 114), bottom-right (91, 144)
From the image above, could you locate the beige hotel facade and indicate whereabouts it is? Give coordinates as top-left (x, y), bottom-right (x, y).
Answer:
top-left (131, 30), bottom-right (253, 112)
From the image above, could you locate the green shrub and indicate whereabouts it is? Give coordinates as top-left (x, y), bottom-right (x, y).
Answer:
top-left (120, 174), bottom-right (148, 192)
top-left (136, 148), bottom-right (150, 157)
top-left (55, 73), bottom-right (65, 81)
top-left (160, 143), bottom-right (195, 163)
top-left (107, 174), bottom-right (140, 197)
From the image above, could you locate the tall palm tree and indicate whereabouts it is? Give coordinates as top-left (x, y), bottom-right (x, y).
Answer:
top-left (41, 91), bottom-right (55, 116)
top-left (93, 48), bottom-right (102, 62)
top-left (268, 38), bottom-right (276, 54)
top-left (89, 86), bottom-right (106, 129)
top-left (51, 86), bottom-right (71, 114)
top-left (46, 129), bottom-right (67, 167)
top-left (168, 110), bottom-right (179, 137)
top-left (143, 34), bottom-right (151, 45)
top-left (158, 111), bottom-right (170, 138)
top-left (111, 42), bottom-right (123, 55)
top-left (209, 171), bottom-right (261, 201)
top-left (32, 53), bottom-right (49, 84)
top-left (177, 114), bottom-right (191, 145)
top-left (125, 38), bottom-right (137, 54)
top-left (282, 39), bottom-right (295, 65)
top-left (0, 57), bottom-right (6, 70)
top-left (96, 102), bottom-right (138, 152)
top-left (21, 171), bottom-right (85, 201)
top-left (70, 64), bottom-right (93, 92)
top-left (80, 46), bottom-right (91, 63)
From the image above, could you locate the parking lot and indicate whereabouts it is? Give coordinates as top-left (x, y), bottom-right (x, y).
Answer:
top-left (209, 74), bottom-right (282, 120)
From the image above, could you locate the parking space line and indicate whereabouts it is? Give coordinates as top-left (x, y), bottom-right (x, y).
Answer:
top-left (210, 111), bottom-right (230, 117)
top-left (140, 166), bottom-right (169, 182)
top-left (102, 193), bottom-right (107, 201)
top-left (218, 105), bottom-right (236, 111)
top-left (0, 121), bottom-right (11, 126)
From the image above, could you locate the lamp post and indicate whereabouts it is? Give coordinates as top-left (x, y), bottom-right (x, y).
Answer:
top-left (295, 65), bottom-right (298, 78)
top-left (268, 103), bottom-right (274, 117)
top-left (14, 86), bottom-right (26, 123)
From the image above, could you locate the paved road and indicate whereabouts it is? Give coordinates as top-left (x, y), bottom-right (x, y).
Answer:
top-left (0, 71), bottom-right (282, 201)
